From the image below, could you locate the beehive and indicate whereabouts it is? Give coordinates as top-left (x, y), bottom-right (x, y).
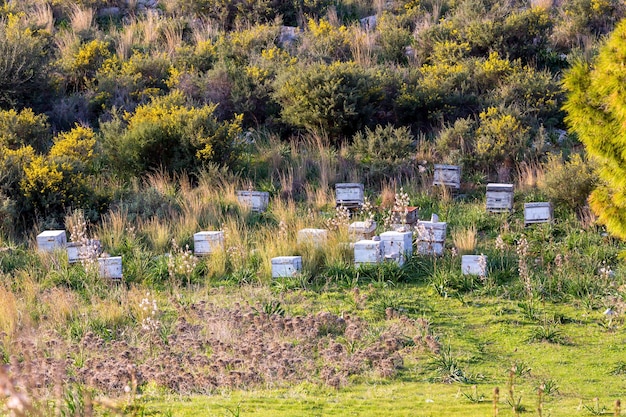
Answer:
top-left (462, 255), bottom-right (488, 276)
top-left (524, 202), bottom-right (553, 225)
top-left (380, 230), bottom-right (413, 266)
top-left (297, 228), bottom-right (328, 247)
top-left (271, 256), bottom-right (302, 278)
top-left (98, 256), bottom-right (123, 280)
top-left (67, 239), bottom-right (101, 263)
top-left (391, 206), bottom-right (419, 229)
top-left (416, 218), bottom-right (447, 256)
top-left (433, 164), bottom-right (461, 190)
top-left (348, 221), bottom-right (376, 241)
top-left (486, 183), bottom-right (514, 213)
top-left (36, 230), bottom-right (67, 252)
top-left (335, 183), bottom-right (364, 208)
top-left (236, 191), bottom-right (269, 212)
top-left (194, 231), bottom-right (224, 256)
top-left (354, 239), bottom-right (382, 267)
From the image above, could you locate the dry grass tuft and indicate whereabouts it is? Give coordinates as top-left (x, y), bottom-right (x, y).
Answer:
top-left (452, 225), bottom-right (477, 255)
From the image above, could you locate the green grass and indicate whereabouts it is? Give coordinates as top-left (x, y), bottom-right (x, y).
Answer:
top-left (135, 284), bottom-right (626, 416)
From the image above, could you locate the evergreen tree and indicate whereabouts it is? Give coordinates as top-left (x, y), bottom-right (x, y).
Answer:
top-left (563, 19), bottom-right (626, 239)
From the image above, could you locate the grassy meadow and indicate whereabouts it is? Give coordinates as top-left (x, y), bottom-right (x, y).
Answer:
top-left (1, 148), bottom-right (625, 416)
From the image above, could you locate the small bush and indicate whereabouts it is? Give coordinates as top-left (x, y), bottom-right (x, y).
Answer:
top-left (539, 153), bottom-right (597, 211)
top-left (349, 124), bottom-right (415, 184)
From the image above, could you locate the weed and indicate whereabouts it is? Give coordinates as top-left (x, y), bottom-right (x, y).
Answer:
top-left (429, 345), bottom-right (473, 384)
top-left (527, 322), bottom-right (569, 345)
top-left (583, 398), bottom-right (607, 415)
top-left (462, 384), bottom-right (484, 403)
top-left (538, 379), bottom-right (559, 396)
top-left (518, 299), bottom-right (541, 321)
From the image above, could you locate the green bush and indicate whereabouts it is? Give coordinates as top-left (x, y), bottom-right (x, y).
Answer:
top-left (539, 153), bottom-right (597, 211)
top-left (0, 108), bottom-right (51, 152)
top-left (348, 124), bottom-right (415, 184)
top-left (101, 91), bottom-right (244, 177)
top-left (272, 61), bottom-right (384, 140)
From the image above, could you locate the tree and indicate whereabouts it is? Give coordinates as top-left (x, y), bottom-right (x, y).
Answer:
top-left (563, 19), bottom-right (626, 238)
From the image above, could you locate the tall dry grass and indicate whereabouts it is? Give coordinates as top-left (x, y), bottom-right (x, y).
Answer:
top-left (452, 225), bottom-right (477, 255)
top-left (69, 4), bottom-right (94, 37)
top-left (0, 283), bottom-right (18, 345)
top-left (516, 161), bottom-right (545, 192)
top-left (30, 2), bottom-right (54, 33)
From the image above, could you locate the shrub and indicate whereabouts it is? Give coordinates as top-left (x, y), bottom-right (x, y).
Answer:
top-left (272, 61), bottom-right (384, 140)
top-left (0, 108), bottom-right (51, 152)
top-left (0, 14), bottom-right (49, 108)
top-left (55, 38), bottom-right (111, 92)
top-left (539, 153), bottom-right (597, 211)
top-left (101, 91), bottom-right (244, 177)
top-left (348, 124), bottom-right (415, 183)
top-left (474, 106), bottom-right (530, 171)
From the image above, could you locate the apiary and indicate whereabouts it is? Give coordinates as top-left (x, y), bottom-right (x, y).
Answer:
top-left (433, 164), bottom-right (461, 190)
top-left (354, 239), bottom-right (382, 267)
top-left (194, 231), bottom-right (225, 256)
top-left (297, 228), bottom-right (328, 246)
top-left (486, 183), bottom-right (514, 213)
top-left (335, 183), bottom-right (364, 208)
top-left (462, 254), bottom-right (488, 276)
top-left (36, 230), bottom-right (67, 252)
top-left (271, 256), bottom-right (302, 278)
top-left (236, 191), bottom-right (269, 212)
top-left (98, 256), bottom-right (123, 280)
top-left (348, 221), bottom-right (376, 241)
top-left (524, 202), bottom-right (553, 225)
top-left (380, 230), bottom-right (413, 266)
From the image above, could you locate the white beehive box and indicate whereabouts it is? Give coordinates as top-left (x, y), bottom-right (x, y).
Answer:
top-left (486, 183), bottom-right (514, 212)
top-left (380, 231), bottom-right (413, 266)
top-left (354, 239), bottom-right (382, 267)
top-left (524, 202), bottom-right (553, 225)
top-left (271, 256), bottom-right (302, 278)
top-left (37, 230), bottom-right (67, 252)
top-left (67, 239), bottom-right (102, 263)
top-left (194, 231), bottom-right (224, 256)
top-left (335, 183), bottom-right (364, 208)
top-left (416, 218), bottom-right (447, 256)
top-left (297, 228), bottom-right (328, 247)
top-left (98, 256), bottom-right (123, 280)
top-left (433, 164), bottom-right (461, 190)
top-left (462, 255), bottom-right (488, 276)
top-left (348, 221), bottom-right (377, 241)
top-left (236, 191), bottom-right (269, 212)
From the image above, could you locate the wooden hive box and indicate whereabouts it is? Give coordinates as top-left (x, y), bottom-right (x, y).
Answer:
top-left (67, 239), bottom-right (102, 263)
top-left (236, 191), bottom-right (269, 212)
top-left (37, 230), bottom-right (67, 252)
top-left (391, 206), bottom-right (419, 229)
top-left (433, 164), bottom-right (461, 190)
top-left (194, 231), bottom-right (225, 256)
top-left (416, 219), bottom-right (447, 256)
top-left (354, 239), bottom-right (382, 267)
top-left (486, 183), bottom-right (514, 213)
top-left (380, 230), bottom-right (413, 266)
top-left (348, 221), bottom-right (377, 241)
top-left (462, 254), bottom-right (488, 276)
top-left (271, 256), bottom-right (302, 278)
top-left (335, 183), bottom-right (364, 209)
top-left (297, 228), bottom-right (328, 247)
top-left (98, 256), bottom-right (123, 280)
top-left (524, 202), bottom-right (553, 225)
